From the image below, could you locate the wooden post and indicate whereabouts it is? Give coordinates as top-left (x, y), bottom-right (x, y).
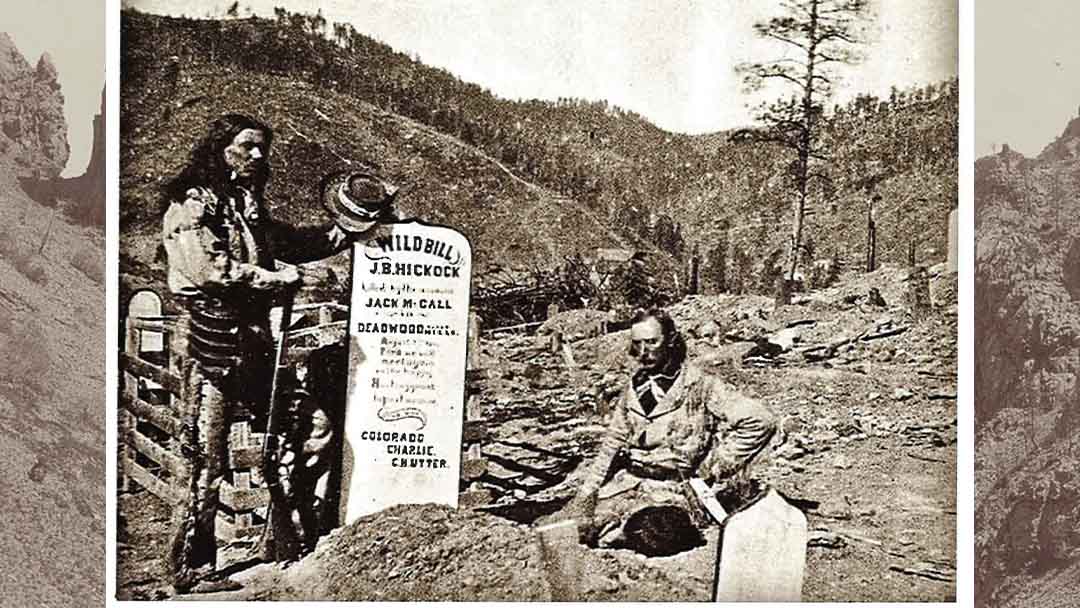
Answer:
top-left (462, 312), bottom-right (486, 484)
top-left (163, 317), bottom-right (189, 503)
top-left (119, 314), bottom-right (140, 494)
top-left (118, 408), bottom-right (133, 494)
top-left (124, 317), bottom-right (142, 357)
top-left (467, 312), bottom-right (481, 372)
top-left (688, 254), bottom-right (700, 295)
top-left (867, 223), bottom-right (876, 273)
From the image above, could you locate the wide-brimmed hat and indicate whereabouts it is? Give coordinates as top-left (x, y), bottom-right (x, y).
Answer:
top-left (622, 505), bottom-right (705, 557)
top-left (321, 171), bottom-right (399, 233)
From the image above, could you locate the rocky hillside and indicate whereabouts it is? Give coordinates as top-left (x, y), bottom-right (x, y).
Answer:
top-left (22, 87), bottom-right (106, 227)
top-left (0, 32), bottom-right (105, 606)
top-left (0, 151), bottom-right (104, 605)
top-left (975, 115), bottom-right (1080, 606)
top-left (0, 33), bottom-right (68, 179)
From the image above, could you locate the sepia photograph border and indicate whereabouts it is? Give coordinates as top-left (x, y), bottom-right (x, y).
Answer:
top-left (101, 0), bottom-right (976, 605)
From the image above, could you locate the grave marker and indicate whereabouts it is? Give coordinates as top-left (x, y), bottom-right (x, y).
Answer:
top-left (714, 488), bottom-right (808, 602)
top-left (340, 221), bottom-right (472, 522)
top-left (127, 290), bottom-right (163, 353)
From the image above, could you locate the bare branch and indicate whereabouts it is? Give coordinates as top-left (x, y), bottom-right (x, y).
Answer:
top-left (817, 29), bottom-right (858, 45)
top-left (753, 68), bottom-right (807, 90)
top-left (762, 30), bottom-right (810, 52)
top-left (813, 51), bottom-right (854, 65)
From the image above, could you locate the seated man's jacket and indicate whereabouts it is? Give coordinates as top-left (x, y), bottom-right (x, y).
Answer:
top-left (579, 362), bottom-right (776, 495)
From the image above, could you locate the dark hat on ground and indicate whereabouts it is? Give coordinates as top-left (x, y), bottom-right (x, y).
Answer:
top-left (321, 171), bottom-right (398, 233)
top-left (622, 505), bottom-right (705, 557)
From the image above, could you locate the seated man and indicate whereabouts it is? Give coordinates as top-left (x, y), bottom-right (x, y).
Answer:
top-left (565, 308), bottom-right (776, 556)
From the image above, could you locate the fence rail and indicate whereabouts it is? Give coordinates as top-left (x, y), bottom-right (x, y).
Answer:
top-left (118, 300), bottom-right (352, 540)
top-left (119, 297), bottom-right (490, 540)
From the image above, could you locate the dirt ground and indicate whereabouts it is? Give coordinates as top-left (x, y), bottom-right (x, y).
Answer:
top-left (116, 266), bottom-right (956, 602)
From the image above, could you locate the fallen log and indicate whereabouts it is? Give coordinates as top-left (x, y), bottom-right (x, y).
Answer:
top-left (485, 320), bottom-right (544, 335)
top-left (888, 561), bottom-right (954, 583)
top-left (862, 325), bottom-right (910, 341)
top-left (799, 328), bottom-right (870, 362)
top-left (907, 452), bottom-right (947, 464)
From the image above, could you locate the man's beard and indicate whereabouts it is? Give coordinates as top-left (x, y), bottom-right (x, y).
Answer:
top-left (230, 165), bottom-right (262, 186)
top-left (638, 353), bottom-right (666, 373)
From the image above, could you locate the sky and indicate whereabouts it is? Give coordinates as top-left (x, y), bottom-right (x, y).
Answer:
top-left (9, 1), bottom-right (105, 178)
top-left (124, 0), bottom-right (957, 135)
top-left (976, 1), bottom-right (1080, 158)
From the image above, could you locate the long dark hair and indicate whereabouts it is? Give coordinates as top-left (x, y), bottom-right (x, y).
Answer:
top-left (161, 113), bottom-right (274, 211)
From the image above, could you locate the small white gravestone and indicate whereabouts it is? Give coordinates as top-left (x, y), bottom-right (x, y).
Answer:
top-left (714, 488), bottom-right (808, 602)
top-left (340, 221), bottom-right (472, 522)
top-left (128, 290), bottom-right (164, 352)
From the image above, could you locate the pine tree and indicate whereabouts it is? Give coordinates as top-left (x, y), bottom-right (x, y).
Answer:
top-left (735, 0), bottom-right (872, 281)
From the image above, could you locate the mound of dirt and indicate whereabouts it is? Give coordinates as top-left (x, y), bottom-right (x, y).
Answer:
top-left (272, 503), bottom-right (706, 601)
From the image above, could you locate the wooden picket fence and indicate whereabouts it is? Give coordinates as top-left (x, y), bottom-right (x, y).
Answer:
top-left (119, 298), bottom-right (489, 541)
top-left (118, 301), bottom-right (351, 540)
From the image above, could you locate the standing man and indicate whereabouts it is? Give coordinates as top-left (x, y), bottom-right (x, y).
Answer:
top-left (161, 113), bottom-right (395, 593)
top-left (564, 308), bottom-right (777, 556)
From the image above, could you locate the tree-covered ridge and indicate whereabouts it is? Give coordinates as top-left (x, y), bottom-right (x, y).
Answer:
top-left (122, 8), bottom-right (955, 291)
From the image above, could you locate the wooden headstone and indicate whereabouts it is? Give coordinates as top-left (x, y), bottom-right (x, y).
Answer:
top-left (714, 488), bottom-right (808, 602)
top-left (946, 208), bottom-right (958, 273)
top-left (340, 221), bottom-right (472, 522)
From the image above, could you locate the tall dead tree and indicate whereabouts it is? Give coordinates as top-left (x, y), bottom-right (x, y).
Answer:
top-left (735, 0), bottom-right (871, 281)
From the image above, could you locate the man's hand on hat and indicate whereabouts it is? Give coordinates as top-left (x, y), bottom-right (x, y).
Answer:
top-left (322, 171), bottom-right (399, 235)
